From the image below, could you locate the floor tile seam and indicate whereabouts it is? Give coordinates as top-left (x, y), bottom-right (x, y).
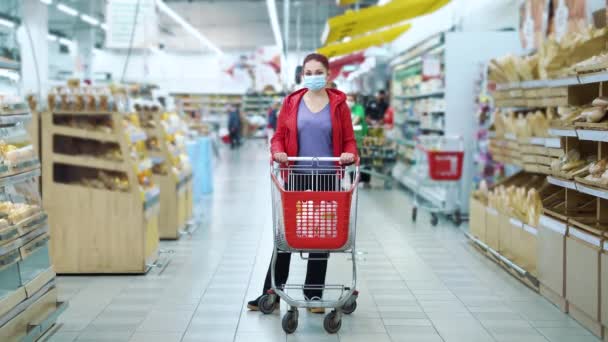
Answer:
top-left (75, 294), bottom-right (137, 341)
top-left (178, 223), bottom-right (243, 342)
top-left (417, 240), bottom-right (501, 342)
top-left (376, 226), bottom-right (447, 342)
top-left (360, 234), bottom-right (415, 342)
top-left (229, 205), bottom-right (276, 342)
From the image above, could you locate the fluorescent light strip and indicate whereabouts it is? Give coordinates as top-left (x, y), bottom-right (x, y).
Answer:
top-left (57, 3), bottom-right (78, 17)
top-left (155, 0), bottom-right (222, 55)
top-left (0, 18), bottom-right (15, 29)
top-left (47, 33), bottom-right (58, 41)
top-left (265, 0), bottom-right (283, 52)
top-left (100, 23), bottom-right (108, 31)
top-left (58, 37), bottom-right (74, 46)
top-left (39, 0), bottom-right (53, 5)
top-left (80, 14), bottom-right (99, 26)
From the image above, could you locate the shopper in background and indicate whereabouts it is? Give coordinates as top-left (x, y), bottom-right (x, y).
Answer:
top-left (227, 103), bottom-right (242, 149)
top-left (348, 93), bottom-right (371, 186)
top-left (267, 100), bottom-right (280, 138)
top-left (248, 52), bottom-right (357, 314)
top-left (365, 90), bottom-right (388, 126)
top-left (348, 94), bottom-right (367, 146)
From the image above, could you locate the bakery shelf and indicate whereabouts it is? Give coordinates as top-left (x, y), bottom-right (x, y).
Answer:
top-left (576, 129), bottom-right (608, 143)
top-left (51, 110), bottom-right (117, 116)
top-left (547, 176), bottom-right (577, 190)
top-left (42, 110), bottom-right (161, 274)
top-left (52, 154), bottom-right (126, 173)
top-left (138, 109), bottom-right (193, 240)
top-left (50, 126), bottom-right (117, 143)
top-left (548, 128), bottom-right (578, 137)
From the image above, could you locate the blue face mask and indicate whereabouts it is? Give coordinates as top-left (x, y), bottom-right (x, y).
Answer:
top-left (303, 75), bottom-right (327, 91)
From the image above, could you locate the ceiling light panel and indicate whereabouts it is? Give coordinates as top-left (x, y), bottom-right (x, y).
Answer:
top-left (57, 3), bottom-right (78, 17)
top-left (80, 14), bottom-right (100, 26)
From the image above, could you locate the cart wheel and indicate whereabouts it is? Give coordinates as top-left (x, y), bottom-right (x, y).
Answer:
top-left (282, 311), bottom-right (298, 334)
top-left (411, 207), bottom-right (417, 222)
top-left (431, 213), bottom-right (439, 226)
top-left (323, 311), bottom-right (342, 334)
top-left (342, 300), bottom-right (357, 315)
top-left (454, 210), bottom-right (462, 226)
top-left (384, 181), bottom-right (392, 190)
top-left (258, 294), bottom-right (276, 314)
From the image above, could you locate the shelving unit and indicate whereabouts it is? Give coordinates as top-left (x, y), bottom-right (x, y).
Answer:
top-left (390, 31), bottom-right (521, 212)
top-left (138, 106), bottom-right (193, 240)
top-left (0, 101), bottom-right (65, 341)
top-left (473, 65), bottom-right (608, 338)
top-left (41, 108), bottom-right (161, 274)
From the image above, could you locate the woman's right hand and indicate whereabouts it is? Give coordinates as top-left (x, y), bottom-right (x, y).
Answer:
top-left (273, 152), bottom-right (288, 163)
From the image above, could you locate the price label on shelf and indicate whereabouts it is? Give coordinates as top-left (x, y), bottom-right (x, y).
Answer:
top-left (422, 55), bottom-right (441, 79)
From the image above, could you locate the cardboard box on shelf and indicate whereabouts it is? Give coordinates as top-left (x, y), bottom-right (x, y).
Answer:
top-left (566, 227), bottom-right (604, 338)
top-left (538, 215), bottom-right (568, 312)
top-left (485, 207), bottom-right (500, 251)
top-left (469, 197), bottom-right (487, 242)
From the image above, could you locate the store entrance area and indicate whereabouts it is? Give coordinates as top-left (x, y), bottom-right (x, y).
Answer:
top-left (49, 143), bottom-right (595, 342)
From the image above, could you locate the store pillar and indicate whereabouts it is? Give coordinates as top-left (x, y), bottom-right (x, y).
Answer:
top-left (18, 0), bottom-right (49, 98)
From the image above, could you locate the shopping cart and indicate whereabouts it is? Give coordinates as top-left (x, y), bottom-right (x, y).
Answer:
top-left (360, 137), bottom-right (398, 186)
top-left (258, 156), bottom-right (359, 334)
top-left (411, 135), bottom-right (464, 226)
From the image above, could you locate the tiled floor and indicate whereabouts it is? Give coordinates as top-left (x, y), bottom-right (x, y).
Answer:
top-left (48, 142), bottom-right (599, 342)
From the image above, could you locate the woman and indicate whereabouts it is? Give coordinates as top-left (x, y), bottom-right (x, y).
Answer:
top-left (247, 53), bottom-right (357, 314)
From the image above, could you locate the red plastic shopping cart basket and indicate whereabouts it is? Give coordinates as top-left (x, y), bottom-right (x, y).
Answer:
top-left (281, 190), bottom-right (352, 250)
top-left (426, 150), bottom-right (464, 181)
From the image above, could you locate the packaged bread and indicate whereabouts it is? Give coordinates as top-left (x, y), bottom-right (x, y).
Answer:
top-left (581, 107), bottom-right (606, 123)
top-left (592, 97), bottom-right (608, 107)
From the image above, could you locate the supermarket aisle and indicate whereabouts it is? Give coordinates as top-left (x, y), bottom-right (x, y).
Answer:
top-left (50, 142), bottom-right (599, 342)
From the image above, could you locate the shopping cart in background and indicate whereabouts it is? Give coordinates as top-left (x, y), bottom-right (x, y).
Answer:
top-left (258, 157), bottom-right (359, 334)
top-left (411, 135), bottom-right (464, 226)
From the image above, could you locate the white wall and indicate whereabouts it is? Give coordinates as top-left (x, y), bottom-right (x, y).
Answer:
top-left (89, 48), bottom-right (288, 94)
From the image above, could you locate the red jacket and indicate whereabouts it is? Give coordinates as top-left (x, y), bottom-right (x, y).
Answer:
top-left (271, 88), bottom-right (358, 159)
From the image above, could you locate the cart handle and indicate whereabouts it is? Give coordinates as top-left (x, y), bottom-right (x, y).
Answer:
top-left (286, 157), bottom-right (341, 162)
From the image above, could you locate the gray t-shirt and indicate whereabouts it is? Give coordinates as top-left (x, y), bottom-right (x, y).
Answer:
top-left (296, 100), bottom-right (333, 169)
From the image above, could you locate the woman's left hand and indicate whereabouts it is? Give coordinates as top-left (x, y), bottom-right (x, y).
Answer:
top-left (340, 153), bottom-right (355, 165)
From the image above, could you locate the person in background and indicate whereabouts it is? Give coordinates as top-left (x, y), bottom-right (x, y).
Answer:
top-left (384, 92), bottom-right (395, 130)
top-left (347, 94), bottom-right (367, 147)
top-left (365, 90), bottom-right (388, 127)
top-left (267, 100), bottom-right (280, 137)
top-left (248, 52), bottom-right (357, 314)
top-left (347, 93), bottom-right (371, 186)
top-left (228, 103), bottom-right (242, 149)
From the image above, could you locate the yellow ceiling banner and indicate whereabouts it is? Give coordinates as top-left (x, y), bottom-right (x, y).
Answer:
top-left (336, 0), bottom-right (360, 6)
top-left (322, 0), bottom-right (450, 45)
top-left (317, 23), bottom-right (412, 58)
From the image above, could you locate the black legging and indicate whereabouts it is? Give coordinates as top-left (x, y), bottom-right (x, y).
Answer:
top-left (263, 173), bottom-right (338, 299)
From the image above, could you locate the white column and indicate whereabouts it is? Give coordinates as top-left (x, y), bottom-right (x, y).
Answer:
top-left (18, 0), bottom-right (49, 98)
top-left (75, 28), bottom-right (95, 81)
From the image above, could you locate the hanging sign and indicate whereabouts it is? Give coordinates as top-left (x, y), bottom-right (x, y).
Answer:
top-left (519, 0), bottom-right (550, 50)
top-left (549, 0), bottom-right (587, 40)
top-left (422, 55), bottom-right (441, 79)
top-left (106, 0), bottom-right (158, 49)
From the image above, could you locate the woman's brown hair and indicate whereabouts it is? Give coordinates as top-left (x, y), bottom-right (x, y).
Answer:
top-left (302, 53), bottom-right (329, 70)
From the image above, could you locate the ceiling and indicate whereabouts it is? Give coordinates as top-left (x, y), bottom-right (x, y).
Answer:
top-left (0, 0), bottom-right (379, 54)
top-left (162, 0), bottom-right (379, 53)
